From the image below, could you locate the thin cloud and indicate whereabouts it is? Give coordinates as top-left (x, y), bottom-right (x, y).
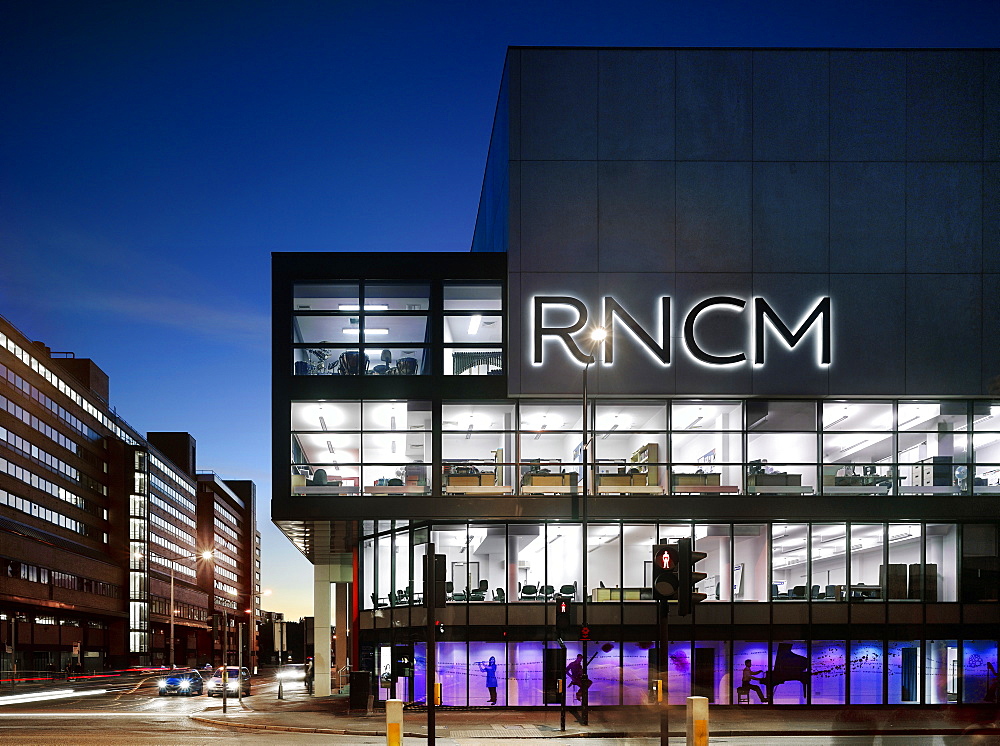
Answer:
top-left (85, 292), bottom-right (270, 349)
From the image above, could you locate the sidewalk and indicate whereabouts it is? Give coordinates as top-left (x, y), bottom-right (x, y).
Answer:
top-left (190, 690), bottom-right (1000, 739)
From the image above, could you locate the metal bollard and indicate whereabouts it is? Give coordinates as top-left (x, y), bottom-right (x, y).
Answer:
top-left (385, 698), bottom-right (403, 746)
top-left (686, 695), bottom-right (708, 746)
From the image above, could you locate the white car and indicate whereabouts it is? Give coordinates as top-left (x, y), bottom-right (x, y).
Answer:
top-left (206, 666), bottom-right (251, 697)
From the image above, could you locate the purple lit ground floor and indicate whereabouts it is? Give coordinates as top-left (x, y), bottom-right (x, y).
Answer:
top-left (361, 635), bottom-right (998, 708)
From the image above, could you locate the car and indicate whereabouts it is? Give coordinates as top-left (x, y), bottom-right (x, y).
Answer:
top-left (157, 669), bottom-right (204, 696)
top-left (206, 666), bottom-right (251, 697)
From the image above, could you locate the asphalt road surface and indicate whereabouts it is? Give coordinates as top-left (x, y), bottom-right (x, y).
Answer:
top-left (0, 674), bottom-right (994, 745)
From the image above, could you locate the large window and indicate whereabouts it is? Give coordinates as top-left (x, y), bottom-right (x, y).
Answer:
top-left (443, 283), bottom-right (503, 375)
top-left (292, 282), bottom-right (430, 375)
top-left (291, 400), bottom-right (431, 495)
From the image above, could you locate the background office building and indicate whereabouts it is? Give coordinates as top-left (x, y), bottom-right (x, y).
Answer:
top-left (272, 47), bottom-right (1000, 708)
top-left (0, 314), bottom-right (258, 672)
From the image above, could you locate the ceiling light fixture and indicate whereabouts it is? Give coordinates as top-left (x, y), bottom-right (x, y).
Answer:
top-left (339, 304), bottom-right (389, 311)
top-left (342, 328), bottom-right (389, 336)
top-left (468, 315), bottom-right (482, 335)
top-left (318, 416), bottom-right (328, 431)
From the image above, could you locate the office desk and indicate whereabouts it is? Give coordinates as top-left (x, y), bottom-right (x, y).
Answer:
top-left (591, 587), bottom-right (648, 602)
top-left (596, 485), bottom-right (665, 494)
top-left (444, 485), bottom-right (514, 495)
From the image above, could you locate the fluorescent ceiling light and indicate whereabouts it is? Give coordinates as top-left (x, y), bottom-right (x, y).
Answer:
top-left (339, 304), bottom-right (389, 311)
top-left (468, 315), bottom-right (482, 335)
top-left (342, 328), bottom-right (389, 335)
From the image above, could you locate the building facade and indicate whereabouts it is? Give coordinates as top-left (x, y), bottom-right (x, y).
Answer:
top-left (272, 47), bottom-right (1000, 707)
top-left (0, 315), bottom-right (258, 672)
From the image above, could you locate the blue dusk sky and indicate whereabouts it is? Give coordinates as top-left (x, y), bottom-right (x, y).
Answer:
top-left (2, 0), bottom-right (996, 619)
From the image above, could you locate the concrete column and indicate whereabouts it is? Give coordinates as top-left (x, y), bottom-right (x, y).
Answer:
top-left (334, 581), bottom-right (349, 686)
top-left (507, 533), bottom-right (519, 601)
top-left (314, 563), bottom-right (333, 696)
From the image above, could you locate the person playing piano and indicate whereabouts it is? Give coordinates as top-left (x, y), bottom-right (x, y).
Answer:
top-left (741, 660), bottom-right (767, 703)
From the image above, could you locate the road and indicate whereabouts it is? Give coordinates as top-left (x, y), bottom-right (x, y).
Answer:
top-left (0, 672), bottom-right (995, 744)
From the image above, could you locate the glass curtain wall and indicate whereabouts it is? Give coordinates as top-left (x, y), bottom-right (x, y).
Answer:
top-left (296, 399), bottom-right (1000, 498)
top-left (360, 521), bottom-right (982, 608)
top-left (291, 400), bottom-right (432, 494)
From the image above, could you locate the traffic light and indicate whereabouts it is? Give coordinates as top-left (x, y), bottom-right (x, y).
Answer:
top-left (423, 553), bottom-right (447, 608)
top-left (555, 599), bottom-right (570, 632)
top-left (677, 537), bottom-right (708, 617)
top-left (434, 620), bottom-right (445, 638)
top-left (651, 543), bottom-right (679, 602)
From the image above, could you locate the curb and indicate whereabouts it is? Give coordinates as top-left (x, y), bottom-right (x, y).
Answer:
top-left (190, 715), bottom-right (591, 737)
top-left (190, 716), bottom-right (999, 739)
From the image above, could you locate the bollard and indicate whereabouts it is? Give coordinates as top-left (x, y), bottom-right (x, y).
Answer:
top-left (385, 698), bottom-right (403, 746)
top-left (685, 695), bottom-right (708, 746)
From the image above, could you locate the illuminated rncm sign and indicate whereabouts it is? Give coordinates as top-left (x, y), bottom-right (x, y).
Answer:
top-left (531, 295), bottom-right (831, 368)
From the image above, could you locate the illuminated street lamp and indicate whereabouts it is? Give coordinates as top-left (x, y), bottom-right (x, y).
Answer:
top-left (167, 550), bottom-right (214, 668)
top-left (230, 588), bottom-right (271, 704)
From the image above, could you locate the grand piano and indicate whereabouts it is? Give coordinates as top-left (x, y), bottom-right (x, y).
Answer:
top-left (761, 642), bottom-right (810, 702)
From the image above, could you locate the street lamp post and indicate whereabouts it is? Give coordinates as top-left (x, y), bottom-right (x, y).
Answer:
top-left (580, 327), bottom-right (606, 727)
top-left (237, 589), bottom-right (271, 704)
top-left (158, 549), bottom-right (213, 669)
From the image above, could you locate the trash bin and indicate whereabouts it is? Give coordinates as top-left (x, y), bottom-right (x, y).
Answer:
top-left (349, 671), bottom-right (372, 710)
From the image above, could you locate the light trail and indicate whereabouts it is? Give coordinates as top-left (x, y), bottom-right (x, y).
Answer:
top-left (0, 689), bottom-right (107, 706)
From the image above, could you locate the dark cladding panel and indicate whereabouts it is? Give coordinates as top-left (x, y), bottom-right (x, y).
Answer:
top-left (752, 162), bottom-right (829, 273)
top-left (596, 272), bottom-right (676, 395)
top-left (520, 160), bottom-right (598, 273)
top-left (829, 50), bottom-right (906, 161)
top-left (905, 274), bottom-right (982, 394)
top-left (508, 48), bottom-right (521, 161)
top-left (675, 50), bottom-right (752, 161)
top-left (906, 163), bottom-right (983, 273)
top-left (830, 163), bottom-right (905, 274)
top-left (750, 274), bottom-right (831, 397)
top-left (672, 273), bottom-right (753, 395)
top-left (508, 160), bottom-right (521, 273)
top-left (752, 50), bottom-right (829, 162)
top-left (515, 272), bottom-right (601, 396)
top-left (598, 161), bottom-right (674, 273)
top-left (828, 274), bottom-right (905, 395)
top-left (984, 274), bottom-right (1000, 394)
top-left (675, 162), bottom-right (752, 273)
top-left (985, 163), bottom-right (1000, 273)
top-left (598, 49), bottom-right (674, 160)
top-left (519, 49), bottom-right (598, 161)
top-left (987, 51), bottom-right (1000, 161)
top-left (907, 50), bottom-right (984, 161)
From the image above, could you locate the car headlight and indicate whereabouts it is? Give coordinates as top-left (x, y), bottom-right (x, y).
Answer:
top-left (179, 680), bottom-right (190, 689)
top-left (228, 681), bottom-right (239, 690)
top-left (158, 679), bottom-right (168, 688)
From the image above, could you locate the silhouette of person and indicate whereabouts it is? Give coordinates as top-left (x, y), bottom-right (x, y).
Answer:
top-left (566, 654), bottom-right (591, 702)
top-left (741, 660), bottom-right (767, 703)
top-left (478, 656), bottom-right (498, 704)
